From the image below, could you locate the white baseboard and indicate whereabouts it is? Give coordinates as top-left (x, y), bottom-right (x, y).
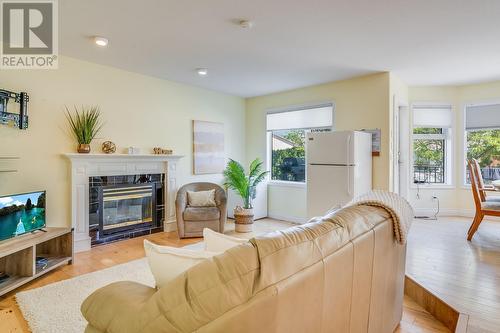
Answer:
top-left (414, 208), bottom-right (500, 221)
top-left (164, 220), bottom-right (177, 232)
top-left (267, 213), bottom-right (307, 224)
top-left (74, 237), bottom-right (91, 253)
top-left (414, 208), bottom-right (473, 217)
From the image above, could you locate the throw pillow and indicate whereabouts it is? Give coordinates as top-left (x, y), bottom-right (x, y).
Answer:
top-left (144, 240), bottom-right (218, 289)
top-left (203, 228), bottom-right (248, 253)
top-left (187, 189), bottom-right (216, 207)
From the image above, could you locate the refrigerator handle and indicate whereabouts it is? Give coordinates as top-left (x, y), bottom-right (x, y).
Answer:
top-left (347, 134), bottom-right (352, 196)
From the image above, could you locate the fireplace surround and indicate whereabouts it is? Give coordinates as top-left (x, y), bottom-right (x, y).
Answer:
top-left (64, 153), bottom-right (183, 252)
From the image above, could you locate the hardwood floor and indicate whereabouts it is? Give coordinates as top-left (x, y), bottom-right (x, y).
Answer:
top-left (0, 218), bottom-right (448, 333)
top-left (407, 216), bottom-right (500, 333)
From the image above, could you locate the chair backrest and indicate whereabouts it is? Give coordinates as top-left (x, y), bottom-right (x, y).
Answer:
top-left (472, 159), bottom-right (487, 201)
top-left (468, 160), bottom-right (483, 210)
top-left (176, 182), bottom-right (226, 207)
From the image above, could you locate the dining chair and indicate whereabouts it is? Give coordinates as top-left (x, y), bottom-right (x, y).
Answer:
top-left (467, 160), bottom-right (500, 241)
top-left (471, 158), bottom-right (500, 202)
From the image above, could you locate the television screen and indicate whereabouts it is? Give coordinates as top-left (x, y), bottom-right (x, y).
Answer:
top-left (0, 191), bottom-right (46, 242)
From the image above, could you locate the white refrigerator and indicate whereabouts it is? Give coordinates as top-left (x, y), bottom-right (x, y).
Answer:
top-left (306, 131), bottom-right (372, 218)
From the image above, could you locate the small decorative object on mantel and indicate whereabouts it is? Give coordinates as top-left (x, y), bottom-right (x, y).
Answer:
top-left (223, 158), bottom-right (268, 232)
top-left (360, 128), bottom-right (381, 156)
top-left (102, 141), bottom-right (116, 154)
top-left (127, 147), bottom-right (141, 155)
top-left (153, 147), bottom-right (173, 155)
top-left (65, 105), bottom-right (103, 154)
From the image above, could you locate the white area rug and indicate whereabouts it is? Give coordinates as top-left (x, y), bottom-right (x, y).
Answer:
top-left (16, 258), bottom-right (153, 333)
top-left (15, 220), bottom-right (295, 333)
top-left (16, 242), bottom-right (204, 333)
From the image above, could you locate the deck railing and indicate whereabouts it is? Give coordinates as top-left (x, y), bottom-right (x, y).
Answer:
top-left (415, 165), bottom-right (500, 184)
top-left (413, 165), bottom-right (444, 184)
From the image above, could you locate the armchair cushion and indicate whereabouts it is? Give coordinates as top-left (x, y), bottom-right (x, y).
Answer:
top-left (184, 207), bottom-right (220, 221)
top-left (187, 189), bottom-right (216, 207)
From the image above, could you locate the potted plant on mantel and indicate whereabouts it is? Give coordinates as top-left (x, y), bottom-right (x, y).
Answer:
top-left (65, 106), bottom-right (103, 154)
top-left (223, 158), bottom-right (268, 232)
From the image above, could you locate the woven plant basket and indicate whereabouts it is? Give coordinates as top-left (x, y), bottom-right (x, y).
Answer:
top-left (234, 206), bottom-right (254, 232)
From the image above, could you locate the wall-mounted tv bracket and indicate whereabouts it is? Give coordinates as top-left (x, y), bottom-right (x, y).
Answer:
top-left (0, 89), bottom-right (29, 129)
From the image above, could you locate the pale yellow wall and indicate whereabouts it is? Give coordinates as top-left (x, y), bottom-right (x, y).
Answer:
top-left (408, 81), bottom-right (500, 214)
top-left (246, 73), bottom-right (391, 221)
top-left (0, 56), bottom-right (246, 228)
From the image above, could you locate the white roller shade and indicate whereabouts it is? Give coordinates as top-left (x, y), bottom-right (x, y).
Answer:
top-left (412, 105), bottom-right (452, 128)
top-left (466, 104), bottom-right (500, 130)
top-left (267, 105), bottom-right (333, 131)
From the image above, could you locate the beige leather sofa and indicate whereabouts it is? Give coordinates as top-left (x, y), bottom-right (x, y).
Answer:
top-left (82, 205), bottom-right (406, 333)
top-left (175, 182), bottom-right (227, 238)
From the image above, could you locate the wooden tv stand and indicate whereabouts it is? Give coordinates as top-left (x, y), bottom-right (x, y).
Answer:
top-left (0, 227), bottom-right (73, 296)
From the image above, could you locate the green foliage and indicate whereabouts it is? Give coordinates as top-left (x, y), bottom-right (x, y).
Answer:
top-left (65, 106), bottom-right (103, 144)
top-left (272, 147), bottom-right (304, 181)
top-left (283, 130), bottom-right (305, 146)
top-left (413, 128), bottom-right (445, 166)
top-left (223, 158), bottom-right (269, 209)
top-left (0, 204), bottom-right (24, 217)
top-left (36, 192), bottom-right (46, 208)
top-left (413, 139), bottom-right (444, 166)
top-left (413, 128), bottom-right (442, 135)
top-left (25, 198), bottom-right (33, 210)
top-left (271, 129), bottom-right (305, 181)
top-left (466, 129), bottom-right (500, 167)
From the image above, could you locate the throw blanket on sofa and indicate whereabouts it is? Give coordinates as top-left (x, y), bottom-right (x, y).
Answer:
top-left (346, 190), bottom-right (414, 244)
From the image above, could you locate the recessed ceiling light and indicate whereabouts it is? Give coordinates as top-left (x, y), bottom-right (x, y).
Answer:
top-left (94, 36), bottom-right (108, 47)
top-left (239, 20), bottom-right (253, 29)
top-left (197, 68), bottom-right (208, 76)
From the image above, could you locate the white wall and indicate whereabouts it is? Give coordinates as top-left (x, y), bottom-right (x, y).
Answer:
top-left (0, 56), bottom-right (246, 228)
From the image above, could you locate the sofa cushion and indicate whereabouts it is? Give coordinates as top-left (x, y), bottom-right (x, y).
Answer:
top-left (187, 189), bottom-right (216, 207)
top-left (144, 240), bottom-right (218, 289)
top-left (145, 243), bottom-right (260, 332)
top-left (184, 207), bottom-right (220, 221)
top-left (203, 228), bottom-right (248, 252)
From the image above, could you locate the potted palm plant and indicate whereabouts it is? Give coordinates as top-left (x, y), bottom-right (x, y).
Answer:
top-left (223, 158), bottom-right (269, 232)
top-left (65, 106), bottom-right (103, 153)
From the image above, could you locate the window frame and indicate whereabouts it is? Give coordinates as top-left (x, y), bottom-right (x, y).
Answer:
top-left (461, 100), bottom-right (500, 187)
top-left (266, 102), bottom-right (335, 185)
top-left (410, 103), bottom-right (454, 189)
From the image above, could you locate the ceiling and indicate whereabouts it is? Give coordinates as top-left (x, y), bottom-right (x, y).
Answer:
top-left (60, 0), bottom-right (500, 97)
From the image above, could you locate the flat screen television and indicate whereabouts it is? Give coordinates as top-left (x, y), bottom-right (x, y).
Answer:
top-left (0, 191), bottom-right (46, 242)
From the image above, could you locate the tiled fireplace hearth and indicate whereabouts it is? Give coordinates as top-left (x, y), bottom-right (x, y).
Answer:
top-left (64, 153), bottom-right (183, 252)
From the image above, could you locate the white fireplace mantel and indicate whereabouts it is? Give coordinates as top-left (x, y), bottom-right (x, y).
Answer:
top-left (63, 153), bottom-right (184, 252)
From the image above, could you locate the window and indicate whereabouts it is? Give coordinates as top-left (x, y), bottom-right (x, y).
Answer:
top-left (411, 105), bottom-right (452, 185)
top-left (266, 104), bottom-right (333, 183)
top-left (464, 103), bottom-right (500, 185)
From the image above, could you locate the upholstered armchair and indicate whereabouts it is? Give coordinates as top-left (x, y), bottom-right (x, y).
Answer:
top-left (175, 182), bottom-right (227, 238)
